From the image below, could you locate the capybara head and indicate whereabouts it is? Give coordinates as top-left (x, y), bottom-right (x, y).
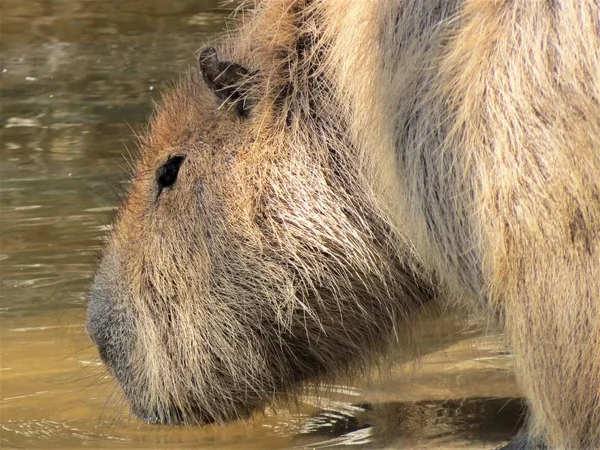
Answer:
top-left (87, 7), bottom-right (435, 425)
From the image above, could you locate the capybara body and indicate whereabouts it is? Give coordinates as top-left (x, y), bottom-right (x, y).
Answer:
top-left (87, 1), bottom-right (600, 448)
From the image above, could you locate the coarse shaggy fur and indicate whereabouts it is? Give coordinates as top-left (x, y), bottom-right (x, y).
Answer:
top-left (87, 1), bottom-right (600, 448)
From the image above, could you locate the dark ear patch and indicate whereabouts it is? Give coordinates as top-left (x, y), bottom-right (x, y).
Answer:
top-left (198, 47), bottom-right (252, 117)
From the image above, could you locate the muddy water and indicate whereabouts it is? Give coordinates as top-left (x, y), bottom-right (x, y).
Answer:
top-left (0, 1), bottom-right (522, 448)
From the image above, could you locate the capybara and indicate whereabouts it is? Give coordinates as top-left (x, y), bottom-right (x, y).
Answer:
top-left (87, 1), bottom-right (600, 448)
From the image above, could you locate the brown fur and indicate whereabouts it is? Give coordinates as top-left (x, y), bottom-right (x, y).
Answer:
top-left (88, 1), bottom-right (600, 448)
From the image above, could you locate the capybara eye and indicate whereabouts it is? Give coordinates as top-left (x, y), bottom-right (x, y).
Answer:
top-left (156, 155), bottom-right (185, 193)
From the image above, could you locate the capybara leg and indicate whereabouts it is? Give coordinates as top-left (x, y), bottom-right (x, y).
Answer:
top-left (497, 258), bottom-right (600, 448)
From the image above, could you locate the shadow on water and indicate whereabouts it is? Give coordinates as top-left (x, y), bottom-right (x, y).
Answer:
top-left (1, 0), bottom-right (522, 448)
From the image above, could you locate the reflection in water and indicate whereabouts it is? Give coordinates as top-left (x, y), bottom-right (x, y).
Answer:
top-left (298, 397), bottom-right (525, 449)
top-left (0, 1), bottom-right (521, 448)
top-left (1, 320), bottom-right (520, 448)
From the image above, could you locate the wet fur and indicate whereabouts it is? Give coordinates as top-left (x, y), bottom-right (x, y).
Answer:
top-left (88, 0), bottom-right (600, 447)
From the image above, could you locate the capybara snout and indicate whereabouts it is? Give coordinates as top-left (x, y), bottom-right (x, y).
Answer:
top-left (87, 253), bottom-right (130, 371)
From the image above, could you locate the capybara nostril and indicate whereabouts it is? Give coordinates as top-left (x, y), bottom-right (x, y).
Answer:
top-left (86, 291), bottom-right (110, 362)
top-left (86, 258), bottom-right (135, 384)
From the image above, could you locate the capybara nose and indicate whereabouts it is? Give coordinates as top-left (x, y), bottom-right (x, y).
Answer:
top-left (86, 263), bottom-right (129, 368)
top-left (86, 289), bottom-right (112, 363)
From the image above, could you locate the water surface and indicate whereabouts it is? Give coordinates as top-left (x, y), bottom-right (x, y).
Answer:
top-left (0, 1), bottom-right (522, 448)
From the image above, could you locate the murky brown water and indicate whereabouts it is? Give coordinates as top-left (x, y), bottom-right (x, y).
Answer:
top-left (0, 1), bottom-right (523, 448)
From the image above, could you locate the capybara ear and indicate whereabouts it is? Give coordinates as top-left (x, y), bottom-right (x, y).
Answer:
top-left (198, 47), bottom-right (252, 117)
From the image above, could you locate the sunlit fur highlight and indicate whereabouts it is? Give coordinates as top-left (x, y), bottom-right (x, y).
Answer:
top-left (89, 0), bottom-right (600, 448)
